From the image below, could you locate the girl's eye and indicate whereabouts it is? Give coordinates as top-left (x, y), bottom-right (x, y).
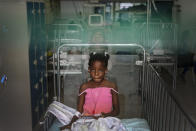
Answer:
top-left (91, 69), bottom-right (95, 72)
top-left (98, 70), bottom-right (104, 72)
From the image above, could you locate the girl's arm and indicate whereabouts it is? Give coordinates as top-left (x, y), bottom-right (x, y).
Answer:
top-left (60, 84), bottom-right (86, 130)
top-left (77, 84), bottom-right (86, 113)
top-left (102, 83), bottom-right (120, 117)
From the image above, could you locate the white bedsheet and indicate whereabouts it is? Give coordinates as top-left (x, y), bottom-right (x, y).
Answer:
top-left (46, 101), bottom-right (150, 131)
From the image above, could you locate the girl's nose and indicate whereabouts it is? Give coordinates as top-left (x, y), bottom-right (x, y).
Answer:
top-left (95, 70), bottom-right (99, 75)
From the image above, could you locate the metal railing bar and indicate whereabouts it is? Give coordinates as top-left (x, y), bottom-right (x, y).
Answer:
top-left (147, 64), bottom-right (196, 129)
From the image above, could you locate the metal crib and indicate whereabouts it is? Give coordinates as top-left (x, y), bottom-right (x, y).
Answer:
top-left (40, 43), bottom-right (196, 131)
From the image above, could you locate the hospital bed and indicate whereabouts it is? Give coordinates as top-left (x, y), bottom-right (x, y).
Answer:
top-left (40, 44), bottom-right (196, 131)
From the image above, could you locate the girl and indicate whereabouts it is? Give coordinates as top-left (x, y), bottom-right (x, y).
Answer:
top-left (59, 52), bottom-right (120, 130)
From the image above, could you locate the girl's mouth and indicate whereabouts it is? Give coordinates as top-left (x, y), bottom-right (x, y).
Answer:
top-left (93, 78), bottom-right (103, 82)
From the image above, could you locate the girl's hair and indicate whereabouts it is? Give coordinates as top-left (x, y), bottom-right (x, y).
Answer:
top-left (88, 52), bottom-right (110, 68)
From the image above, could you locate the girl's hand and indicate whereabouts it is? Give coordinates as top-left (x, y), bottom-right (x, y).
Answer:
top-left (59, 115), bottom-right (79, 130)
top-left (92, 115), bottom-right (100, 119)
top-left (101, 112), bottom-right (106, 118)
top-left (93, 113), bottom-right (105, 119)
top-left (60, 123), bottom-right (71, 130)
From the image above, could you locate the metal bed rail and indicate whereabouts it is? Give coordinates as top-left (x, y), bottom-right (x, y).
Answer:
top-left (143, 63), bottom-right (196, 131)
top-left (40, 44), bottom-right (196, 130)
top-left (52, 24), bottom-right (84, 45)
top-left (140, 22), bottom-right (178, 52)
top-left (39, 113), bottom-right (56, 131)
top-left (39, 43), bottom-right (146, 131)
top-left (56, 43), bottom-right (146, 101)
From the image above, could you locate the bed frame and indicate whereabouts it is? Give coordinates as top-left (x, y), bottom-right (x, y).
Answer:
top-left (40, 43), bottom-right (196, 131)
top-left (143, 63), bottom-right (196, 131)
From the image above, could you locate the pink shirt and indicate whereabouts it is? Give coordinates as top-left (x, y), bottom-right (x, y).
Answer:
top-left (79, 87), bottom-right (118, 115)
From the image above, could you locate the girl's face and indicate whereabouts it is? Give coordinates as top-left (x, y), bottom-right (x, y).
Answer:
top-left (88, 60), bottom-right (107, 83)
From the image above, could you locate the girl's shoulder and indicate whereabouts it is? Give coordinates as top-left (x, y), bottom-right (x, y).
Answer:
top-left (79, 83), bottom-right (89, 93)
top-left (79, 81), bottom-right (96, 92)
top-left (103, 80), bottom-right (118, 90)
top-left (102, 80), bottom-right (119, 94)
top-left (80, 80), bottom-right (117, 91)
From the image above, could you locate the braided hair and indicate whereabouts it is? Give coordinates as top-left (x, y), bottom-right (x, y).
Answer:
top-left (88, 52), bottom-right (110, 68)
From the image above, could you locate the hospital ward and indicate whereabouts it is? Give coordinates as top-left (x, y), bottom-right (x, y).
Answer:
top-left (0, 0), bottom-right (196, 131)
